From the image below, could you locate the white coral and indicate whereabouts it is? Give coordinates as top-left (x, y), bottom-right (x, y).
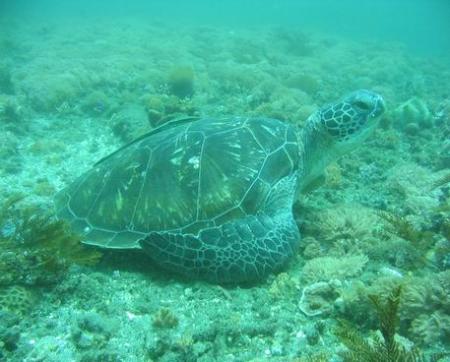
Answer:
top-left (313, 204), bottom-right (381, 243)
top-left (301, 254), bottom-right (369, 284)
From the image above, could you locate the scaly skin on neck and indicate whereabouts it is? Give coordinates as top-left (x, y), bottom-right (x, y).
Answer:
top-left (296, 111), bottom-right (336, 193)
top-left (294, 90), bottom-right (385, 195)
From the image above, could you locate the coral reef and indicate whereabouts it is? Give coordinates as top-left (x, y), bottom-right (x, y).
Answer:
top-left (0, 285), bottom-right (36, 317)
top-left (0, 311), bottom-right (20, 355)
top-left (403, 271), bottom-right (450, 347)
top-left (299, 280), bottom-right (341, 317)
top-left (301, 254), bottom-right (369, 284)
top-left (375, 210), bottom-right (434, 269)
top-left (152, 308), bottom-right (179, 329)
top-left (269, 272), bottom-right (299, 300)
top-left (145, 94), bottom-right (197, 127)
top-left (80, 89), bottom-right (111, 116)
top-left (393, 97), bottom-right (433, 131)
top-left (386, 163), bottom-right (442, 216)
top-left (0, 132), bottom-right (21, 175)
top-left (305, 205), bottom-right (380, 243)
top-left (271, 28), bottom-right (313, 56)
top-left (71, 311), bottom-right (116, 351)
top-left (302, 204), bottom-right (382, 257)
top-left (109, 104), bottom-right (149, 142)
top-left (341, 272), bottom-right (450, 349)
top-left (410, 311), bottom-right (450, 347)
top-left (230, 37), bottom-right (268, 64)
top-left (284, 73), bottom-right (320, 95)
top-left (0, 17), bottom-right (448, 361)
top-left (22, 71), bottom-right (84, 113)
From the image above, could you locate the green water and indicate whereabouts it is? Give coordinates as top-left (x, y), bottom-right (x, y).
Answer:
top-left (3, 0), bottom-right (450, 55)
top-left (0, 1), bottom-right (449, 361)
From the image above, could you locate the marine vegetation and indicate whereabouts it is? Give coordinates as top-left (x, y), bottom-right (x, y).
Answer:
top-left (335, 286), bottom-right (448, 362)
top-left (336, 286), bottom-right (413, 361)
top-left (377, 210), bottom-right (433, 247)
top-left (0, 195), bottom-right (102, 286)
top-left (167, 66), bottom-right (195, 99)
top-left (393, 97), bottom-right (433, 131)
top-left (152, 307), bottom-right (179, 329)
top-left (429, 171), bottom-right (450, 191)
top-left (377, 210), bottom-right (435, 269)
top-left (146, 93), bottom-right (197, 127)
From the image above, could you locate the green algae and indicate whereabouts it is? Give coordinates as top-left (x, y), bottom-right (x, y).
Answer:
top-left (167, 66), bottom-right (195, 99)
top-left (0, 196), bottom-right (102, 287)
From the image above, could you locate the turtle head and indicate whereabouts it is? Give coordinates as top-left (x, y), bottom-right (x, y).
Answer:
top-left (319, 89), bottom-right (385, 151)
top-left (299, 90), bottom-right (385, 192)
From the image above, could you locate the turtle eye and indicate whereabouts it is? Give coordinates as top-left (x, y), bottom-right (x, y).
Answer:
top-left (353, 101), bottom-right (371, 111)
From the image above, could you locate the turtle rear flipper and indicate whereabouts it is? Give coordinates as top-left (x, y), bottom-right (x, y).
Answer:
top-left (140, 212), bottom-right (299, 283)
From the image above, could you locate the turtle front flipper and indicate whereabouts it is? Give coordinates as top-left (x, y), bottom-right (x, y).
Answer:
top-left (139, 212), bottom-right (299, 283)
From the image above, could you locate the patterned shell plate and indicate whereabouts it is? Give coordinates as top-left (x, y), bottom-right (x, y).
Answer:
top-left (54, 117), bottom-right (300, 249)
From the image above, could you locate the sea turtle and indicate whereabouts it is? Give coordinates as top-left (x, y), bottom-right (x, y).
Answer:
top-left (55, 89), bottom-right (385, 283)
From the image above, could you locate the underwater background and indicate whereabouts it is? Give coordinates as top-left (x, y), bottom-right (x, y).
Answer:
top-left (0, 0), bottom-right (449, 361)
